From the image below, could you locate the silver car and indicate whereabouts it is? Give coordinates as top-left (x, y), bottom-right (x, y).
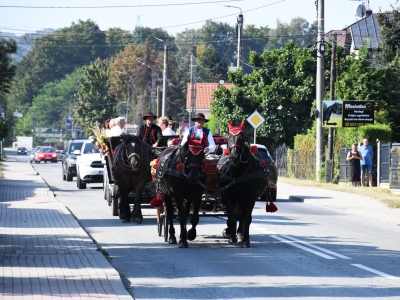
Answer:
top-left (29, 148), bottom-right (37, 163)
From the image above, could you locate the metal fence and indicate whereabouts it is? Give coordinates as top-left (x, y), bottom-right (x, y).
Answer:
top-left (339, 142), bottom-right (400, 188)
top-left (275, 143), bottom-right (287, 177)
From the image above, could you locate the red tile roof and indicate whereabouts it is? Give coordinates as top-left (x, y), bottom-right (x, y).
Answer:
top-left (186, 83), bottom-right (233, 109)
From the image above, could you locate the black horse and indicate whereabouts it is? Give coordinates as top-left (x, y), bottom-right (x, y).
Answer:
top-left (113, 134), bottom-right (151, 223)
top-left (217, 120), bottom-right (268, 247)
top-left (155, 136), bottom-right (206, 248)
top-left (323, 104), bottom-right (339, 124)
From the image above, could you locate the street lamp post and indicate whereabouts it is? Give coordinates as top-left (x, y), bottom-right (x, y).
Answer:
top-left (225, 5), bottom-right (243, 68)
top-left (138, 61), bottom-right (157, 113)
top-left (154, 37), bottom-right (167, 116)
top-left (115, 71), bottom-right (133, 122)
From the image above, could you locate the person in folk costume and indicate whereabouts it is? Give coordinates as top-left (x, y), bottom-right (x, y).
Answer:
top-left (138, 113), bottom-right (162, 147)
top-left (181, 113), bottom-right (216, 154)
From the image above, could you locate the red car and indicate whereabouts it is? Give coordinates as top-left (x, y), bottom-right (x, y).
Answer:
top-left (34, 147), bottom-right (58, 163)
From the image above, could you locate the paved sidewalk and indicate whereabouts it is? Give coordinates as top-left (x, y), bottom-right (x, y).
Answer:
top-left (0, 154), bottom-right (132, 299)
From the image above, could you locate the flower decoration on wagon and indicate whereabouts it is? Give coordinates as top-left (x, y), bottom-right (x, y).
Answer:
top-left (92, 122), bottom-right (110, 156)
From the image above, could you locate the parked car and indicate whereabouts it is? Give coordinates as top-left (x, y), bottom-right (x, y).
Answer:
top-left (17, 147), bottom-right (28, 155)
top-left (56, 150), bottom-right (65, 161)
top-left (29, 148), bottom-right (37, 163)
top-left (62, 139), bottom-right (86, 182)
top-left (253, 144), bottom-right (278, 201)
top-left (34, 146), bottom-right (58, 163)
top-left (220, 143), bottom-right (278, 201)
top-left (74, 140), bottom-right (103, 189)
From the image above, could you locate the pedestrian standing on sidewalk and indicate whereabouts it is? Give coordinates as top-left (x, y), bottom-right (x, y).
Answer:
top-left (347, 143), bottom-right (362, 187)
top-left (359, 138), bottom-right (374, 187)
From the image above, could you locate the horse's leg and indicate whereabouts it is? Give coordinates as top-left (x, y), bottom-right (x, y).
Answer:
top-left (187, 192), bottom-right (201, 241)
top-left (119, 188), bottom-right (131, 223)
top-left (222, 198), bottom-right (237, 243)
top-left (237, 216), bottom-right (244, 244)
top-left (240, 199), bottom-right (256, 248)
top-left (131, 183), bottom-right (144, 223)
top-left (176, 195), bottom-right (188, 248)
top-left (164, 194), bottom-right (177, 244)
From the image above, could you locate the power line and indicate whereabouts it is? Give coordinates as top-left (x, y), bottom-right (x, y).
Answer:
top-left (0, 1), bottom-right (242, 9)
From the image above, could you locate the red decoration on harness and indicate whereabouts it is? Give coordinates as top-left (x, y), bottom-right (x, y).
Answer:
top-left (176, 163), bottom-right (183, 171)
top-left (150, 196), bottom-right (163, 208)
top-left (188, 136), bottom-right (204, 155)
top-left (260, 160), bottom-right (266, 165)
top-left (223, 149), bottom-right (230, 155)
top-left (266, 202), bottom-right (278, 213)
top-left (228, 120), bottom-right (245, 136)
top-left (251, 145), bottom-right (258, 153)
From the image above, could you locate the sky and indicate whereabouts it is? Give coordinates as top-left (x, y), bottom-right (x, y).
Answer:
top-left (0, 0), bottom-right (396, 36)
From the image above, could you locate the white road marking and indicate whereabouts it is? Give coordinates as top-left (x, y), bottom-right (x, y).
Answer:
top-left (351, 264), bottom-right (399, 279)
top-left (270, 234), bottom-right (336, 259)
top-left (280, 235), bottom-right (352, 259)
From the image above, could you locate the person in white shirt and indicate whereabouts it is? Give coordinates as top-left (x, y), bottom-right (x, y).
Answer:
top-left (157, 117), bottom-right (176, 136)
top-left (181, 113), bottom-right (216, 154)
top-left (108, 117), bottom-right (127, 137)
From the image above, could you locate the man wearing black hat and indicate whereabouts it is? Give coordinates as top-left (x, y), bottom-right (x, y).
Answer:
top-left (181, 113), bottom-right (216, 154)
top-left (138, 113), bottom-right (162, 147)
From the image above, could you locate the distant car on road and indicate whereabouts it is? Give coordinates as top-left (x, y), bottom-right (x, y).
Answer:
top-left (29, 148), bottom-right (37, 163)
top-left (62, 139), bottom-right (86, 182)
top-left (17, 147), bottom-right (28, 155)
top-left (34, 147), bottom-right (57, 163)
top-left (74, 140), bottom-right (103, 189)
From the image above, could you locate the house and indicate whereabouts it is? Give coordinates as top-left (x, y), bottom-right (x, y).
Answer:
top-left (326, 10), bottom-right (390, 56)
top-left (185, 82), bottom-right (233, 119)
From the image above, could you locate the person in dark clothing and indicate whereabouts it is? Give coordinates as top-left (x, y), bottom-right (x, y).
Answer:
top-left (346, 143), bottom-right (362, 187)
top-left (138, 113), bottom-right (162, 147)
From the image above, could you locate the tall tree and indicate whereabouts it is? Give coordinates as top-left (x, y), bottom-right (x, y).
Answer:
top-left (13, 68), bottom-right (83, 136)
top-left (376, 10), bottom-right (400, 66)
top-left (74, 59), bottom-right (116, 132)
top-left (0, 38), bottom-right (17, 93)
top-left (211, 43), bottom-right (320, 149)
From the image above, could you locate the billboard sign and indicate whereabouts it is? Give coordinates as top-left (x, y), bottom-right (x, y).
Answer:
top-left (342, 100), bottom-right (374, 127)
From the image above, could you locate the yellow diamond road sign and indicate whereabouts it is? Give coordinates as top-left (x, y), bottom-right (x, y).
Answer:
top-left (247, 110), bottom-right (265, 129)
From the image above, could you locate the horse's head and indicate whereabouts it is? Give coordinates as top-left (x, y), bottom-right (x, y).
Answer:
top-left (181, 136), bottom-right (206, 184)
top-left (227, 120), bottom-right (250, 164)
top-left (122, 135), bottom-right (143, 171)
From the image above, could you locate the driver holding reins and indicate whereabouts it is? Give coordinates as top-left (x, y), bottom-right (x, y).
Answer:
top-left (181, 113), bottom-right (216, 154)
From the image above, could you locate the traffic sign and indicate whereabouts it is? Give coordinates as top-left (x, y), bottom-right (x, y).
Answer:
top-left (247, 110), bottom-right (265, 129)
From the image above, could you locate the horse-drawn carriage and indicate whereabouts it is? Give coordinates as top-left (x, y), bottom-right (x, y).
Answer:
top-left (102, 121), bottom-right (275, 247)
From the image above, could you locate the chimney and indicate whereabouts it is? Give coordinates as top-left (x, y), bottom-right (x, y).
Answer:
top-left (366, 9), bottom-right (373, 17)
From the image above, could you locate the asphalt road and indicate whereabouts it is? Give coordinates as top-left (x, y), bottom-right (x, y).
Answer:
top-left (13, 152), bottom-right (400, 300)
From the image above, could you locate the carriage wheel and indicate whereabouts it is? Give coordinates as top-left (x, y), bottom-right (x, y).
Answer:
top-left (163, 206), bottom-right (169, 242)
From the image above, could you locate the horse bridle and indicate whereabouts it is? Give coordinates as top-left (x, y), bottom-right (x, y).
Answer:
top-left (228, 131), bottom-right (250, 164)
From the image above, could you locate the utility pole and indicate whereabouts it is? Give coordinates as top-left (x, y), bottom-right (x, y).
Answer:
top-left (151, 68), bottom-right (157, 113)
top-left (316, 0), bottom-right (325, 181)
top-left (328, 33), bottom-right (337, 161)
top-left (327, 33), bottom-right (337, 182)
top-left (190, 46), bottom-right (197, 127)
top-left (236, 12), bottom-right (243, 68)
top-left (162, 43), bottom-right (168, 116)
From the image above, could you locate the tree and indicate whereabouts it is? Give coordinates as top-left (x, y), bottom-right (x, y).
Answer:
top-left (13, 68), bottom-right (83, 137)
top-left (0, 117), bottom-right (8, 140)
top-left (335, 47), bottom-right (400, 141)
top-left (376, 10), bottom-right (400, 66)
top-left (7, 20), bottom-right (109, 112)
top-left (197, 44), bottom-right (226, 82)
top-left (0, 38), bottom-right (17, 93)
top-left (105, 28), bottom-right (134, 56)
top-left (74, 59), bottom-right (116, 133)
top-left (211, 43), bottom-right (319, 149)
